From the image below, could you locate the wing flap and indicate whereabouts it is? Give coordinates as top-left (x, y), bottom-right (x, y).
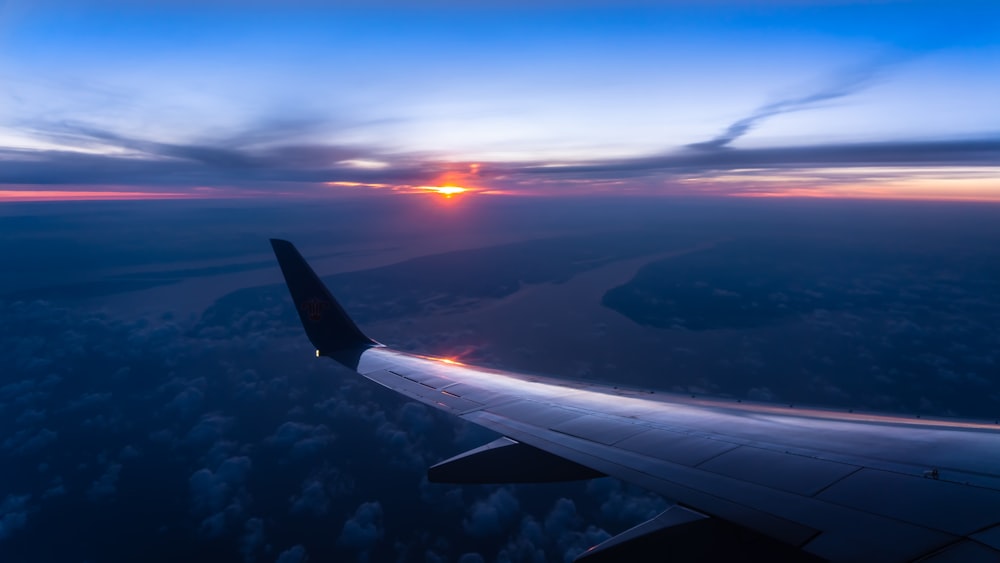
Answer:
top-left (577, 505), bottom-right (825, 562)
top-left (575, 505), bottom-right (707, 562)
top-left (428, 436), bottom-right (605, 483)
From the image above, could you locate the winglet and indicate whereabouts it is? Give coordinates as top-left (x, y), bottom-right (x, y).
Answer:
top-left (270, 239), bottom-right (376, 358)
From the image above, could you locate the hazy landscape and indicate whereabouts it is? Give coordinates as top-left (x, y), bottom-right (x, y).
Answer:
top-left (2, 196), bottom-right (999, 561)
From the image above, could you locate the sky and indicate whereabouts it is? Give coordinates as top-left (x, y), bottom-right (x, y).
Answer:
top-left (1, 0), bottom-right (999, 201)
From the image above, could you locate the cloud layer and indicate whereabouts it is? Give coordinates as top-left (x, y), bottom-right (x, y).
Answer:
top-left (4, 120), bottom-right (1000, 199)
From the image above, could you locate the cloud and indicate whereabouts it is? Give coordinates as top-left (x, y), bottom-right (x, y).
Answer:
top-left (337, 501), bottom-right (384, 554)
top-left (495, 516), bottom-right (547, 563)
top-left (543, 499), bottom-right (611, 561)
top-left (463, 487), bottom-right (520, 538)
top-left (290, 479), bottom-right (329, 516)
top-left (518, 139), bottom-right (1000, 177)
top-left (543, 498), bottom-right (580, 538)
top-left (118, 444), bottom-right (142, 461)
top-left (0, 121), bottom-right (443, 191)
top-left (188, 456), bottom-right (253, 538)
top-left (42, 477), bottom-right (66, 499)
top-left (189, 456), bottom-right (252, 514)
top-left (0, 494), bottom-right (32, 542)
top-left (66, 392), bottom-right (112, 411)
top-left (2, 428), bottom-right (57, 456)
top-left (688, 60), bottom-right (896, 150)
top-left (274, 544), bottom-right (307, 563)
top-left (747, 387), bottom-right (778, 402)
top-left (87, 463), bottom-right (122, 501)
top-left (585, 478), bottom-right (667, 528)
top-left (4, 116), bottom-right (1000, 198)
top-left (185, 414), bottom-right (234, 447)
top-left (165, 387), bottom-right (205, 418)
top-left (490, 496), bottom-right (613, 563)
top-left (241, 518), bottom-right (266, 563)
top-left (268, 421), bottom-right (334, 459)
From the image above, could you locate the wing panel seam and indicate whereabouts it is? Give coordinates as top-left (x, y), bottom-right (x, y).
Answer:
top-left (809, 466), bottom-right (863, 498)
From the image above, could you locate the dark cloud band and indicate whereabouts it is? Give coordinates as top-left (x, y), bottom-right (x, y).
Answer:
top-left (2, 121), bottom-right (999, 194)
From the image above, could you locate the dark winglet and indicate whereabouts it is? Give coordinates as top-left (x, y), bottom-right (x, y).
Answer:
top-left (270, 239), bottom-right (376, 357)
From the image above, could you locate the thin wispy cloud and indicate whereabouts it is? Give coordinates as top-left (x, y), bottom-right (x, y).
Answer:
top-left (688, 60), bottom-right (899, 151)
top-left (520, 139), bottom-right (1000, 176)
top-left (0, 121), bottom-right (451, 190)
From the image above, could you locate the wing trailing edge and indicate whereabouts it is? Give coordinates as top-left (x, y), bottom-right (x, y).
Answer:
top-left (577, 506), bottom-right (819, 563)
top-left (428, 436), bottom-right (605, 483)
top-left (577, 506), bottom-right (707, 562)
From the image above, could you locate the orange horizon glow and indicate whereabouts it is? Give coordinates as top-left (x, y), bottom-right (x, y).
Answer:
top-left (7, 164), bottom-right (1000, 203)
top-left (678, 166), bottom-right (1000, 203)
top-left (726, 179), bottom-right (1000, 203)
top-left (733, 190), bottom-right (1000, 203)
top-left (7, 185), bottom-right (1000, 204)
top-left (0, 190), bottom-right (202, 202)
top-left (413, 165), bottom-right (483, 198)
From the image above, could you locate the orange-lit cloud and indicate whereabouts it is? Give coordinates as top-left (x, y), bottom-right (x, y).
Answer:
top-left (434, 167), bottom-right (481, 190)
top-left (0, 184), bottom-right (258, 202)
top-left (415, 186), bottom-right (467, 197)
top-left (0, 190), bottom-right (197, 202)
top-left (680, 167), bottom-right (1000, 202)
top-left (322, 163), bottom-right (491, 198)
top-left (324, 181), bottom-right (393, 190)
top-left (5, 121), bottom-right (1000, 204)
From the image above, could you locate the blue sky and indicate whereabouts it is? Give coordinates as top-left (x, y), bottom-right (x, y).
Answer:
top-left (2, 0), bottom-right (999, 200)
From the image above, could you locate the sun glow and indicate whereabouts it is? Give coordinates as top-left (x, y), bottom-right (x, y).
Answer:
top-left (417, 185), bottom-right (467, 197)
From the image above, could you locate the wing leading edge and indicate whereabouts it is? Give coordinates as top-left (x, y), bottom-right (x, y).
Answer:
top-left (270, 239), bottom-right (1000, 562)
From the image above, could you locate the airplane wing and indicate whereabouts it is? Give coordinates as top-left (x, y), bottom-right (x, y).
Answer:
top-left (270, 238), bottom-right (1000, 562)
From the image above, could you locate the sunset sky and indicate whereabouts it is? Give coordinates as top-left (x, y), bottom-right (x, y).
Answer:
top-left (2, 0), bottom-right (999, 201)
top-left (5, 4), bottom-right (1000, 561)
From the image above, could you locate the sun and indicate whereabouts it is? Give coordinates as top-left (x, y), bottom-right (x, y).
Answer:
top-left (418, 185), bottom-right (467, 197)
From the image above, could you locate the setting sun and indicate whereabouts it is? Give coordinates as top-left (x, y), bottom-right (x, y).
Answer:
top-left (418, 185), bottom-right (467, 197)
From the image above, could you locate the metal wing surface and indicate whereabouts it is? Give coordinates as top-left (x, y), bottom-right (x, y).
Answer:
top-left (270, 238), bottom-right (1000, 562)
